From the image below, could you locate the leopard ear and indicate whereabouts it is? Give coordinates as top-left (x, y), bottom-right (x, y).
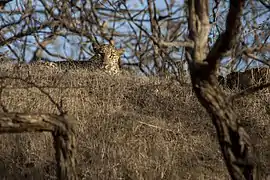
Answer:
top-left (92, 42), bottom-right (100, 52)
top-left (117, 48), bottom-right (125, 55)
top-left (109, 39), bottom-right (115, 45)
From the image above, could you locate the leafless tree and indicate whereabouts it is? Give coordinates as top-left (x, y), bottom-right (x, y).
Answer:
top-left (0, 1), bottom-right (269, 76)
top-left (1, 0), bottom-right (270, 179)
top-left (184, 1), bottom-right (269, 179)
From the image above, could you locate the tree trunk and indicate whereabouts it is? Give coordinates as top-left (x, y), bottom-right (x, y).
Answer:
top-left (186, 1), bottom-right (259, 179)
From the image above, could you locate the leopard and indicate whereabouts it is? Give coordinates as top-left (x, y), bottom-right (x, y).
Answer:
top-left (218, 67), bottom-right (270, 90)
top-left (47, 42), bottom-right (125, 74)
top-left (93, 43), bottom-right (125, 75)
top-left (26, 60), bottom-right (58, 70)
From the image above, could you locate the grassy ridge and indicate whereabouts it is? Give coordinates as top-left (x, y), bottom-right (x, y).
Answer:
top-left (0, 63), bottom-right (269, 180)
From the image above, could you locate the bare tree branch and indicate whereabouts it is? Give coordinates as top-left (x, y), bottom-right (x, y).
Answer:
top-left (0, 76), bottom-right (66, 115)
top-left (231, 82), bottom-right (270, 101)
top-left (206, 1), bottom-right (246, 70)
top-left (0, 21), bottom-right (54, 47)
top-left (258, 0), bottom-right (270, 10)
top-left (186, 0), bottom-right (260, 179)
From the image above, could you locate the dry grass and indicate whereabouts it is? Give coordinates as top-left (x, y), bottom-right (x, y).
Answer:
top-left (0, 63), bottom-right (269, 180)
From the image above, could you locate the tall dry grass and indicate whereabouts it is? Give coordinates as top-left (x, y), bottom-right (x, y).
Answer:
top-left (0, 63), bottom-right (269, 180)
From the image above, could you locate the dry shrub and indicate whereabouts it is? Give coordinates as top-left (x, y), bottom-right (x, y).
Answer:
top-left (0, 63), bottom-right (269, 179)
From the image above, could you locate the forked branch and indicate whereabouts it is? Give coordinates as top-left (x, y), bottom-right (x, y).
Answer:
top-left (0, 112), bottom-right (77, 180)
top-left (206, 1), bottom-right (245, 67)
top-left (186, 0), bottom-right (259, 179)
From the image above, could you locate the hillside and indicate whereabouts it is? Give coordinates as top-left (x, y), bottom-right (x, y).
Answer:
top-left (0, 63), bottom-right (269, 180)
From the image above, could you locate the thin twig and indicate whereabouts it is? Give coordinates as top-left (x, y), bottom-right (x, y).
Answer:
top-left (137, 120), bottom-right (180, 135)
top-left (231, 82), bottom-right (270, 101)
top-left (0, 84), bottom-right (8, 112)
top-left (0, 75), bottom-right (66, 115)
